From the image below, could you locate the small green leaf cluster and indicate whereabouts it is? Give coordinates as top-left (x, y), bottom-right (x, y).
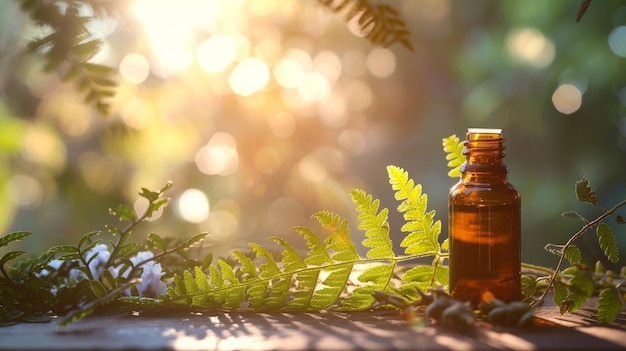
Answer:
top-left (527, 176), bottom-right (626, 323)
top-left (0, 182), bottom-right (207, 326)
top-left (146, 166), bottom-right (447, 313)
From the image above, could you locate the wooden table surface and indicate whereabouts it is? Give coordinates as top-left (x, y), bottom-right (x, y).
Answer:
top-left (1, 302), bottom-right (625, 350)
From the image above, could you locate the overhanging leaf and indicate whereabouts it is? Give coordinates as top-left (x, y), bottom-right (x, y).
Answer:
top-left (575, 176), bottom-right (598, 206)
top-left (596, 223), bottom-right (619, 263)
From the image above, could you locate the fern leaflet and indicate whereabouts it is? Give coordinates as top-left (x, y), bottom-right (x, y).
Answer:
top-left (442, 134), bottom-right (465, 177)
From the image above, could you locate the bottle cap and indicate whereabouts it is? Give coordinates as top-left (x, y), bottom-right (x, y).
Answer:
top-left (467, 128), bottom-right (502, 134)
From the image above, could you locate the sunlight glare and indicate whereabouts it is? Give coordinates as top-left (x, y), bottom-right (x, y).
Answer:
top-left (298, 72), bottom-right (330, 102)
top-left (195, 133), bottom-right (239, 175)
top-left (132, 0), bottom-right (218, 77)
top-left (274, 58), bottom-right (305, 89)
top-left (197, 34), bottom-right (238, 73)
top-left (298, 155), bottom-right (327, 183)
top-left (177, 188), bottom-right (210, 223)
top-left (119, 53), bottom-right (150, 84)
top-left (229, 57), bottom-right (270, 96)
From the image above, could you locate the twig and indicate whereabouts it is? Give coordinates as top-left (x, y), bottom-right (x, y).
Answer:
top-left (576, 0), bottom-right (592, 22)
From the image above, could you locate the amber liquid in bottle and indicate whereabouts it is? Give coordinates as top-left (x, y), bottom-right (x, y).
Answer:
top-left (448, 128), bottom-right (521, 304)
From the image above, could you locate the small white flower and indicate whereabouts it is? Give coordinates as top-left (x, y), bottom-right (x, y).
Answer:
top-left (117, 251), bottom-right (167, 298)
top-left (135, 260), bottom-right (167, 298)
top-left (36, 259), bottom-right (64, 277)
top-left (85, 244), bottom-right (111, 280)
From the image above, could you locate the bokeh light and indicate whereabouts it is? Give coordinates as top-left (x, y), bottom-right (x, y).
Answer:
top-left (197, 34), bottom-right (238, 73)
top-left (229, 57), bottom-right (270, 96)
top-left (506, 27), bottom-right (555, 68)
top-left (195, 133), bottom-right (239, 176)
top-left (608, 26), bottom-right (626, 57)
top-left (552, 84), bottom-right (582, 115)
top-left (366, 48), bottom-right (396, 78)
top-left (120, 53), bottom-right (151, 84)
top-left (6, 175), bottom-right (43, 209)
top-left (176, 188), bottom-right (210, 223)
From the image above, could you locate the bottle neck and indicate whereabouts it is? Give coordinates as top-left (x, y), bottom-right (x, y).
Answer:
top-left (460, 131), bottom-right (508, 181)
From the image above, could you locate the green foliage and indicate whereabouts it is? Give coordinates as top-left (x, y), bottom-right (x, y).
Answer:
top-left (441, 135), bottom-right (465, 177)
top-left (18, 0), bottom-right (127, 115)
top-left (0, 182), bottom-right (207, 326)
top-left (441, 134), bottom-right (626, 324)
top-left (317, 0), bottom-right (413, 51)
top-left (151, 165), bottom-right (446, 313)
top-left (532, 176), bottom-right (626, 322)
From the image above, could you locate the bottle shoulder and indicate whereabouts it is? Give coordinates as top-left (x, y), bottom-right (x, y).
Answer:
top-left (449, 180), bottom-right (520, 204)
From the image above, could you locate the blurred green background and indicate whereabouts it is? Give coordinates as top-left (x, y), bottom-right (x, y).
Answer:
top-left (0, 0), bottom-right (624, 269)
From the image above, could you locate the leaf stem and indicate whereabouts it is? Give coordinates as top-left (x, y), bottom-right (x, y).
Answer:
top-left (533, 198), bottom-right (626, 307)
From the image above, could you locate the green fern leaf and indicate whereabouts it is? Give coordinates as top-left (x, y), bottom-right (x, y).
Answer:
top-left (400, 265), bottom-right (436, 291)
top-left (350, 189), bottom-right (394, 258)
top-left (442, 135), bottom-right (465, 177)
top-left (263, 276), bottom-right (292, 310)
top-left (388, 165), bottom-right (441, 256)
top-left (293, 226), bottom-right (333, 266)
top-left (208, 265), bottom-right (224, 288)
top-left (596, 223), bottom-right (619, 263)
top-left (269, 236), bottom-right (307, 273)
top-left (231, 250), bottom-right (259, 280)
top-left (286, 268), bottom-right (321, 311)
top-left (597, 287), bottom-right (622, 323)
top-left (194, 266), bottom-right (209, 290)
top-left (249, 243), bottom-right (281, 279)
top-left (315, 211), bottom-right (360, 262)
top-left (357, 264), bottom-right (395, 285)
top-left (336, 287), bottom-right (378, 311)
top-left (216, 259), bottom-right (237, 284)
top-left (246, 280), bottom-right (270, 310)
top-left (311, 263), bottom-right (354, 310)
top-left (183, 270), bottom-right (198, 295)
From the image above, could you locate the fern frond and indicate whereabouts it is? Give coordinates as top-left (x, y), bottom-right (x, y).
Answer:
top-left (317, 0), bottom-right (413, 51)
top-left (129, 166), bottom-right (447, 315)
top-left (387, 166), bottom-right (442, 256)
top-left (350, 189), bottom-right (394, 259)
top-left (442, 134), bottom-right (465, 177)
top-left (18, 0), bottom-right (117, 115)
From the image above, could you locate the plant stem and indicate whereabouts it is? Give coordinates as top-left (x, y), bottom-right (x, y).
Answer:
top-left (532, 198), bottom-right (626, 307)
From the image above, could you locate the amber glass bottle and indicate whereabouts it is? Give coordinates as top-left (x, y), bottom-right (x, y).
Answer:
top-left (448, 128), bottom-right (521, 304)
